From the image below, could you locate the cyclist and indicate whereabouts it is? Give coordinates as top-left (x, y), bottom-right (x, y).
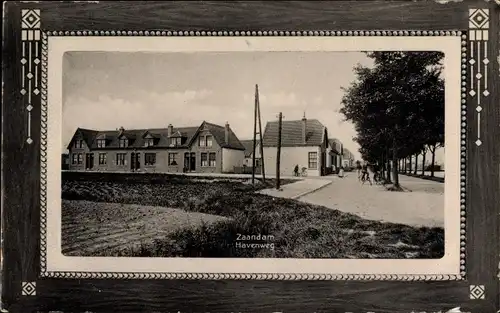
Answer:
top-left (361, 163), bottom-right (372, 185)
top-left (355, 161), bottom-right (362, 181)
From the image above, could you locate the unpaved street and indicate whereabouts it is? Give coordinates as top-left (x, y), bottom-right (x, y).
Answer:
top-left (297, 173), bottom-right (444, 227)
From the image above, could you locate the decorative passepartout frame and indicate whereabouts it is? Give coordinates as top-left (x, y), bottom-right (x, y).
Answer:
top-left (41, 32), bottom-right (464, 281)
top-left (3, 2), bottom-right (499, 313)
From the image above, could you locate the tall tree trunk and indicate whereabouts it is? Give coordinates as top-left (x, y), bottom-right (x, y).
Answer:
top-left (386, 147), bottom-right (392, 182)
top-left (421, 149), bottom-right (426, 175)
top-left (414, 153), bottom-right (419, 174)
top-left (409, 156), bottom-right (413, 175)
top-left (392, 138), bottom-right (399, 188)
top-left (430, 145), bottom-right (436, 177)
top-left (380, 153), bottom-right (385, 178)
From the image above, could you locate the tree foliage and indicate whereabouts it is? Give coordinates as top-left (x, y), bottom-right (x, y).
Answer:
top-left (340, 51), bottom-right (445, 186)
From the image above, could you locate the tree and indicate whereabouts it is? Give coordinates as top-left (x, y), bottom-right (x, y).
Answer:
top-left (340, 51), bottom-right (444, 189)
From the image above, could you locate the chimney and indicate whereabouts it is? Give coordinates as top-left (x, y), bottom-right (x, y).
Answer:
top-left (225, 122), bottom-right (230, 143)
top-left (302, 112), bottom-right (307, 144)
top-left (167, 124), bottom-right (173, 137)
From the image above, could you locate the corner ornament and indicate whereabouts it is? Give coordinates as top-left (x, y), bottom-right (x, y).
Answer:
top-left (20, 9), bottom-right (41, 145)
top-left (21, 281), bottom-right (36, 296)
top-left (468, 8), bottom-right (489, 147)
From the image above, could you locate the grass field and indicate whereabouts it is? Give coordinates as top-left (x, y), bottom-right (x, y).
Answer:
top-left (61, 176), bottom-right (444, 259)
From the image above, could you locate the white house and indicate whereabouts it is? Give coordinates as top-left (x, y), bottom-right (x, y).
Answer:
top-left (261, 115), bottom-right (328, 177)
top-left (326, 138), bottom-right (343, 173)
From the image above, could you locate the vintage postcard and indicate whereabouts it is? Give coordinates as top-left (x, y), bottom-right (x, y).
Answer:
top-left (44, 35), bottom-right (462, 279)
top-left (3, 2), bottom-right (499, 313)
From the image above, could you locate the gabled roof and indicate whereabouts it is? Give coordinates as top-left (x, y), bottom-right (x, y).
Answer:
top-left (343, 147), bottom-right (354, 159)
top-left (240, 139), bottom-right (260, 157)
top-left (262, 119), bottom-right (326, 147)
top-left (196, 122), bottom-right (245, 150)
top-left (328, 138), bottom-right (343, 154)
top-left (67, 121), bottom-right (245, 151)
top-left (66, 128), bottom-right (99, 150)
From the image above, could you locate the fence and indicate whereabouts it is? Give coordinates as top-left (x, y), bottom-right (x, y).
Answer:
top-left (233, 166), bottom-right (262, 175)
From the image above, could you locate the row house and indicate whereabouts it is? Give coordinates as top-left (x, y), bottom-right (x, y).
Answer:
top-left (66, 121), bottom-right (246, 174)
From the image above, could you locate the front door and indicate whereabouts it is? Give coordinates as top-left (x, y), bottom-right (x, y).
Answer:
top-left (184, 153), bottom-right (190, 172)
top-left (184, 152), bottom-right (197, 172)
top-left (189, 152), bottom-right (196, 171)
top-left (131, 153), bottom-right (140, 171)
top-left (85, 153), bottom-right (94, 170)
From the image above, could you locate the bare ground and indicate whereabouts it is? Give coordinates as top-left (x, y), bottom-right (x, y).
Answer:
top-left (62, 200), bottom-right (228, 256)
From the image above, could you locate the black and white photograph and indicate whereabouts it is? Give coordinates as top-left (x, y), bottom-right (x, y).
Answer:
top-left (61, 50), bottom-right (447, 258)
top-left (45, 36), bottom-right (461, 276)
top-left (5, 2), bottom-right (500, 312)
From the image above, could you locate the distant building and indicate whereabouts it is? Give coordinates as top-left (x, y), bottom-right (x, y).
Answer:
top-left (240, 139), bottom-right (262, 172)
top-left (66, 121), bottom-right (245, 174)
top-left (327, 138), bottom-right (343, 173)
top-left (342, 148), bottom-right (354, 168)
top-left (261, 115), bottom-right (328, 177)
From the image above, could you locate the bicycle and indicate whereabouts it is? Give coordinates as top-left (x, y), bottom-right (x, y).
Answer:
top-left (373, 172), bottom-right (384, 185)
top-left (360, 171), bottom-right (372, 185)
top-left (300, 167), bottom-right (308, 177)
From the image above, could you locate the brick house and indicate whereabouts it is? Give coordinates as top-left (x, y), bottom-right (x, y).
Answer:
top-left (261, 115), bottom-right (329, 177)
top-left (66, 121), bottom-right (246, 174)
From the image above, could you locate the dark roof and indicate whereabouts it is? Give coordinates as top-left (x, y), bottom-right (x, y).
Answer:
top-left (68, 121), bottom-right (245, 151)
top-left (202, 122), bottom-right (245, 150)
top-left (77, 128), bottom-right (99, 148)
top-left (328, 138), bottom-right (343, 154)
top-left (240, 139), bottom-right (260, 157)
top-left (262, 119), bottom-right (326, 147)
top-left (343, 147), bottom-right (354, 159)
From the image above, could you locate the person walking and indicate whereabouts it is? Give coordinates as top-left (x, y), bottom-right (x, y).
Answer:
top-left (355, 161), bottom-right (362, 181)
top-left (293, 164), bottom-right (299, 177)
top-left (338, 166), bottom-right (345, 178)
top-left (361, 163), bottom-right (372, 185)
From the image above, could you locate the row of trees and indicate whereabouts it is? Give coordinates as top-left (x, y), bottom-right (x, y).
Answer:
top-left (340, 51), bottom-right (445, 189)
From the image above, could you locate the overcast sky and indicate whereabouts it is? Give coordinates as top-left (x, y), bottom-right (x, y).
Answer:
top-left (62, 51), bottom-right (444, 164)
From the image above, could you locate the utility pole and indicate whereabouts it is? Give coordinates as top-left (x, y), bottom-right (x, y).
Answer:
top-left (256, 85), bottom-right (265, 183)
top-left (251, 85), bottom-right (258, 186)
top-left (276, 112), bottom-right (283, 190)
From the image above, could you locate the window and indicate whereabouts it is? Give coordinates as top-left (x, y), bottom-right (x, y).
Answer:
top-left (74, 140), bottom-right (83, 149)
top-left (168, 153), bottom-right (178, 166)
top-left (116, 153), bottom-right (127, 166)
top-left (201, 153), bottom-right (208, 167)
top-left (119, 138), bottom-right (128, 148)
top-left (145, 153), bottom-right (156, 166)
top-left (209, 152), bottom-right (216, 167)
top-left (72, 154), bottom-right (78, 164)
top-left (170, 137), bottom-right (182, 146)
top-left (199, 136), bottom-right (205, 147)
top-left (206, 135), bottom-right (213, 147)
top-left (144, 138), bottom-right (154, 147)
top-left (97, 139), bottom-right (106, 148)
top-left (76, 153), bottom-right (83, 164)
top-left (98, 153), bottom-right (107, 165)
top-left (308, 152), bottom-right (318, 169)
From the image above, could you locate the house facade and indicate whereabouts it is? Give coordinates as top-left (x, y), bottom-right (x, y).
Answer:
top-left (342, 148), bottom-right (355, 168)
top-left (261, 116), bottom-right (328, 177)
top-left (240, 139), bottom-right (262, 171)
top-left (67, 121), bottom-right (245, 174)
top-left (326, 138), bottom-right (343, 173)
